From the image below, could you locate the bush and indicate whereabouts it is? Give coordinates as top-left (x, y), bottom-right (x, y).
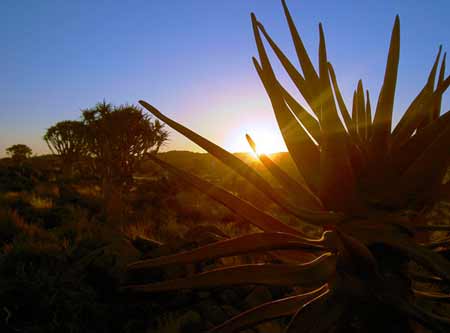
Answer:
top-left (0, 209), bottom-right (21, 244)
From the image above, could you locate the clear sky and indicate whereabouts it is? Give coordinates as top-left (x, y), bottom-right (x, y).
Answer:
top-left (1, 0), bottom-right (449, 156)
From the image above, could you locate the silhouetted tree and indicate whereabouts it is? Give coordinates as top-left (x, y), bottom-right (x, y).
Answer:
top-left (43, 120), bottom-right (88, 178)
top-left (82, 101), bottom-right (168, 224)
top-left (6, 144), bottom-right (32, 162)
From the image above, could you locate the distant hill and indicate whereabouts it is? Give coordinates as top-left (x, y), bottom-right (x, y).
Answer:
top-left (139, 150), bottom-right (301, 185)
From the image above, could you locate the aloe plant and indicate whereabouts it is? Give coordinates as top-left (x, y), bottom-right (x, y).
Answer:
top-left (125, 0), bottom-right (450, 331)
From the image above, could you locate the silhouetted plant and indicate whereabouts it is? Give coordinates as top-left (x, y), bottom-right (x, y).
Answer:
top-left (81, 101), bottom-right (169, 225)
top-left (44, 120), bottom-right (89, 178)
top-left (125, 0), bottom-right (450, 332)
top-left (6, 144), bottom-right (32, 162)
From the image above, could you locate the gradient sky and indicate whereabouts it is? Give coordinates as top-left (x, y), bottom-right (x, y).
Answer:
top-left (1, 0), bottom-right (449, 157)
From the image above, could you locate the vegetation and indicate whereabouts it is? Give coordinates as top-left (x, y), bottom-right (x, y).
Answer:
top-left (125, 0), bottom-right (450, 332)
top-left (81, 102), bottom-right (169, 225)
top-left (6, 144), bottom-right (32, 162)
top-left (44, 120), bottom-right (88, 178)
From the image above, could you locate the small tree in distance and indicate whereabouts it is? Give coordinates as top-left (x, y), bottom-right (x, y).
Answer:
top-left (6, 144), bottom-right (32, 162)
top-left (43, 120), bottom-right (88, 178)
top-left (82, 101), bottom-right (169, 225)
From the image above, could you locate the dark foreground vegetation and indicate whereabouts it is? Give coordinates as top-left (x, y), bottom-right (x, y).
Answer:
top-left (1, 150), bottom-right (449, 333)
top-left (0, 150), bottom-right (307, 333)
top-left (2, 0), bottom-right (450, 332)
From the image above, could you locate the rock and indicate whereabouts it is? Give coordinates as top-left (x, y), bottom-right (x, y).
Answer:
top-left (196, 299), bottom-right (228, 325)
top-left (131, 236), bottom-right (162, 253)
top-left (179, 310), bottom-right (203, 333)
top-left (151, 290), bottom-right (195, 310)
top-left (163, 263), bottom-right (187, 280)
top-left (217, 288), bottom-right (240, 305)
top-left (268, 285), bottom-right (292, 300)
top-left (243, 286), bottom-right (272, 310)
top-left (197, 291), bottom-right (211, 299)
top-left (143, 236), bottom-right (193, 259)
top-left (256, 321), bottom-right (283, 333)
top-left (77, 237), bottom-right (141, 300)
top-left (143, 243), bottom-right (174, 259)
top-left (221, 305), bottom-right (240, 318)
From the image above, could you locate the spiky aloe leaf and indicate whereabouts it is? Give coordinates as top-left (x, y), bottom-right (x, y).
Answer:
top-left (377, 237), bottom-right (450, 281)
top-left (124, 252), bottom-right (336, 293)
top-left (255, 22), bottom-right (314, 111)
top-left (424, 237), bottom-right (450, 249)
top-left (184, 225), bottom-right (228, 241)
top-left (328, 62), bottom-right (356, 140)
top-left (390, 111), bottom-right (450, 180)
top-left (433, 52), bottom-right (447, 119)
top-left (351, 90), bottom-right (358, 135)
top-left (335, 229), bottom-right (379, 278)
top-left (356, 80), bottom-right (366, 139)
top-left (280, 0), bottom-right (319, 85)
top-left (245, 134), bottom-right (323, 209)
top-left (392, 47), bottom-right (443, 147)
top-left (139, 101), bottom-right (342, 224)
top-left (365, 90), bottom-right (372, 139)
top-left (317, 24), bottom-right (347, 139)
top-left (146, 154), bottom-right (312, 233)
top-left (410, 272), bottom-right (444, 284)
top-left (210, 285), bottom-right (328, 333)
top-left (252, 58), bottom-right (321, 147)
top-left (252, 20), bottom-right (322, 195)
top-left (413, 290), bottom-right (450, 303)
top-left (317, 24), bottom-right (361, 213)
top-left (415, 225), bottom-right (450, 232)
top-left (397, 111), bottom-right (450, 199)
top-left (277, 80), bottom-right (320, 142)
top-left (128, 232), bottom-right (328, 271)
top-left (419, 46), bottom-right (443, 127)
top-left (382, 293), bottom-right (450, 332)
top-left (252, 56), bottom-right (320, 142)
top-left (371, 15), bottom-right (400, 157)
top-left (286, 289), bottom-right (346, 333)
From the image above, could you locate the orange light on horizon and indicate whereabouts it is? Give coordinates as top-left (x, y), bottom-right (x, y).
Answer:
top-left (225, 124), bottom-right (288, 157)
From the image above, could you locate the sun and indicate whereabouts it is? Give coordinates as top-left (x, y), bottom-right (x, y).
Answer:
top-left (245, 128), bottom-right (287, 157)
top-left (225, 123), bottom-right (287, 157)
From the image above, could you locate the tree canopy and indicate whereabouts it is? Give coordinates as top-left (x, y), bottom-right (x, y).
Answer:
top-left (44, 120), bottom-right (88, 161)
top-left (6, 144), bottom-right (32, 161)
top-left (81, 101), bottom-right (169, 184)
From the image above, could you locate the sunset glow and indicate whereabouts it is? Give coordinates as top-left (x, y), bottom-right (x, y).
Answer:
top-left (226, 124), bottom-right (288, 156)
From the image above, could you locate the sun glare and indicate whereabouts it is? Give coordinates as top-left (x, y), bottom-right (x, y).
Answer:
top-left (226, 125), bottom-right (287, 157)
top-left (248, 130), bottom-right (285, 156)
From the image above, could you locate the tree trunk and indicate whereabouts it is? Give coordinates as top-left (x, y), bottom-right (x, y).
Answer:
top-left (102, 177), bottom-right (125, 227)
top-left (62, 162), bottom-right (73, 179)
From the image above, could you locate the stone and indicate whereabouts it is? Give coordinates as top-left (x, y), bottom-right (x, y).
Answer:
top-left (256, 321), bottom-right (283, 333)
top-left (131, 236), bottom-right (162, 253)
top-left (196, 299), bottom-right (228, 325)
top-left (221, 305), bottom-right (240, 318)
top-left (217, 288), bottom-right (240, 305)
top-left (179, 310), bottom-right (203, 333)
top-left (243, 286), bottom-right (272, 310)
top-left (197, 291), bottom-right (211, 299)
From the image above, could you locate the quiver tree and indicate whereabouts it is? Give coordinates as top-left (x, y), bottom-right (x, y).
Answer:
top-left (6, 144), bottom-right (32, 162)
top-left (44, 120), bottom-right (88, 178)
top-left (82, 101), bottom-right (168, 225)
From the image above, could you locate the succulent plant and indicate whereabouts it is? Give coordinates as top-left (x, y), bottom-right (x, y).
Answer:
top-left (125, 0), bottom-right (450, 331)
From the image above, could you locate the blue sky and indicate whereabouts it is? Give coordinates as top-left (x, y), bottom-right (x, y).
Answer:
top-left (1, 0), bottom-right (449, 156)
